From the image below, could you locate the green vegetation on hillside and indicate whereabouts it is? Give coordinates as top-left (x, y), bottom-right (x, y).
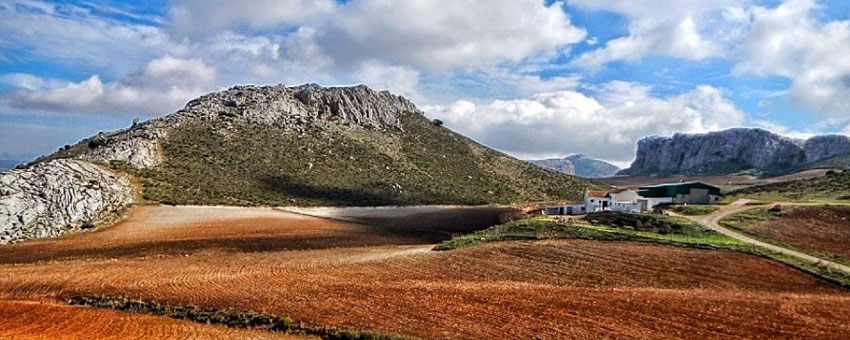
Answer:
top-left (664, 205), bottom-right (719, 216)
top-left (805, 153), bottom-right (850, 170)
top-left (434, 213), bottom-right (744, 251)
top-left (728, 170), bottom-right (850, 201)
top-left (121, 112), bottom-right (593, 206)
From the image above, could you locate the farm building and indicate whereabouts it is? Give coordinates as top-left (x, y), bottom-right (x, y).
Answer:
top-left (544, 204), bottom-right (586, 215)
top-left (584, 190), bottom-right (610, 212)
top-left (544, 182), bottom-right (723, 216)
top-left (636, 182), bottom-right (722, 205)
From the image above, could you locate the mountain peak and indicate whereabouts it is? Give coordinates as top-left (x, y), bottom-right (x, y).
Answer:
top-left (529, 154), bottom-right (620, 178)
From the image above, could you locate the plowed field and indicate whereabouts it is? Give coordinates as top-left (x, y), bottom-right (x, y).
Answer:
top-left (0, 300), bottom-right (312, 340)
top-left (739, 205), bottom-right (850, 259)
top-left (2, 205), bottom-right (850, 339)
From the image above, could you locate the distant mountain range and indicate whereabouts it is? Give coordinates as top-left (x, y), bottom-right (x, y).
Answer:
top-left (0, 153), bottom-right (36, 171)
top-left (619, 128), bottom-right (850, 176)
top-left (528, 154), bottom-right (620, 178)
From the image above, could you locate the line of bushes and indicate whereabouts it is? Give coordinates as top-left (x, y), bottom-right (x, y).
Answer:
top-left (68, 295), bottom-right (417, 340)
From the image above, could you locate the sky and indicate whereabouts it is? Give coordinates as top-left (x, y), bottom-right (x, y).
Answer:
top-left (1, 0), bottom-right (849, 167)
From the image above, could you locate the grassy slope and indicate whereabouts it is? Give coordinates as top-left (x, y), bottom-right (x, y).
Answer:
top-left (728, 170), bottom-right (850, 202)
top-left (805, 153), bottom-right (850, 170)
top-left (436, 213), bottom-right (850, 287)
top-left (115, 112), bottom-right (593, 206)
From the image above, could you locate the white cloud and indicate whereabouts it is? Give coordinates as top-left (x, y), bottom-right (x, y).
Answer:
top-left (0, 0), bottom-right (174, 77)
top-left (569, 0), bottom-right (745, 68)
top-left (0, 73), bottom-right (65, 90)
top-left (168, 0), bottom-right (337, 37)
top-left (4, 56), bottom-right (217, 117)
top-left (751, 120), bottom-right (817, 140)
top-left (426, 82), bottom-right (744, 163)
top-left (303, 0), bottom-right (586, 71)
top-left (353, 62), bottom-right (421, 99)
top-left (734, 0), bottom-right (850, 115)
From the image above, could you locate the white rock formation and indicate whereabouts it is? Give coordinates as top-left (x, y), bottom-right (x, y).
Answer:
top-left (0, 159), bottom-right (134, 244)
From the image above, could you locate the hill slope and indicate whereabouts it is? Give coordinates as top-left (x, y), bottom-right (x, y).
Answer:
top-left (529, 154), bottom-right (619, 178)
top-left (33, 84), bottom-right (594, 207)
top-left (729, 170), bottom-right (850, 201)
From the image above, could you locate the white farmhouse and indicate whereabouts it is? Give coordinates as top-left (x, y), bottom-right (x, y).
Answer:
top-left (545, 182), bottom-right (720, 216)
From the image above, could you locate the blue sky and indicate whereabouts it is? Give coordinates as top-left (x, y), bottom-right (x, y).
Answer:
top-left (1, 0), bottom-right (849, 166)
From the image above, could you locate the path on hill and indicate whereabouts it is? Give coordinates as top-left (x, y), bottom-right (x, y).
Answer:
top-left (686, 199), bottom-right (850, 275)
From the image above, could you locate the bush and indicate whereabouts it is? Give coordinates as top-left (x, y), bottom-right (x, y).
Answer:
top-left (431, 119), bottom-right (443, 127)
top-left (585, 211), bottom-right (681, 234)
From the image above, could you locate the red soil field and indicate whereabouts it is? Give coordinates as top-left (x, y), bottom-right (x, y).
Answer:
top-left (0, 205), bottom-right (508, 264)
top-left (3, 214), bottom-right (850, 340)
top-left (741, 205), bottom-right (850, 259)
top-left (0, 300), bottom-right (311, 340)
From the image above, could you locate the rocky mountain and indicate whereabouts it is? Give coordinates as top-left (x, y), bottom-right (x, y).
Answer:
top-left (3, 84), bottom-right (594, 244)
top-left (529, 154), bottom-right (620, 178)
top-left (619, 128), bottom-right (850, 176)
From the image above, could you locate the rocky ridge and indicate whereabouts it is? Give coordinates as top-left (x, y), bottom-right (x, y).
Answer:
top-left (803, 135), bottom-right (850, 163)
top-left (529, 154), bottom-right (620, 178)
top-left (0, 159), bottom-right (134, 244)
top-left (620, 128), bottom-right (850, 175)
top-left (59, 84), bottom-right (420, 169)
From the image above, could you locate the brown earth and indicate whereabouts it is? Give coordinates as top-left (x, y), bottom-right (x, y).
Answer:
top-left (742, 205), bottom-right (850, 260)
top-left (0, 205), bottom-right (509, 264)
top-left (0, 300), bottom-right (312, 340)
top-left (3, 205), bottom-right (850, 340)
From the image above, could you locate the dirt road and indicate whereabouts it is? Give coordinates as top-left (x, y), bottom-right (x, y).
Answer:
top-left (685, 200), bottom-right (850, 275)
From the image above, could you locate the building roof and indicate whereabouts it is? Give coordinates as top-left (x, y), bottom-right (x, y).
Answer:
top-left (586, 190), bottom-right (608, 198)
top-left (638, 181), bottom-right (720, 190)
top-left (637, 181), bottom-right (722, 198)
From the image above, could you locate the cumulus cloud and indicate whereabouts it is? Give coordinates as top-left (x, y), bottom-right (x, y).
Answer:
top-left (4, 56), bottom-right (217, 116)
top-left (310, 0), bottom-right (586, 71)
top-left (168, 0), bottom-right (337, 37)
top-left (0, 1), bottom-right (173, 77)
top-left (569, 0), bottom-right (745, 68)
top-left (734, 0), bottom-right (850, 115)
top-left (425, 82), bottom-right (744, 163)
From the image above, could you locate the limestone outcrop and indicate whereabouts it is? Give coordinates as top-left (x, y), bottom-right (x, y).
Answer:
top-left (0, 159), bottom-right (134, 244)
top-left (803, 135), bottom-right (850, 163)
top-left (619, 128), bottom-right (850, 175)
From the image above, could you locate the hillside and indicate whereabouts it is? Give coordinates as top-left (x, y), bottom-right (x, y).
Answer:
top-left (6, 84), bottom-right (593, 243)
top-left (529, 154), bottom-right (619, 178)
top-left (728, 170), bottom-right (850, 201)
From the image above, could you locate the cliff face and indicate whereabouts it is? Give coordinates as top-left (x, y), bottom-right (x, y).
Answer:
top-left (619, 128), bottom-right (809, 175)
top-left (529, 154), bottom-right (620, 178)
top-left (803, 135), bottom-right (850, 163)
top-left (0, 159), bottom-right (134, 244)
top-left (620, 128), bottom-right (850, 175)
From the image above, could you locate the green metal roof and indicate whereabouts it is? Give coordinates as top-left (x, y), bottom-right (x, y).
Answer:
top-left (636, 181), bottom-right (721, 198)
